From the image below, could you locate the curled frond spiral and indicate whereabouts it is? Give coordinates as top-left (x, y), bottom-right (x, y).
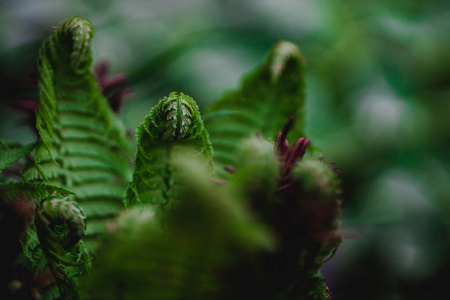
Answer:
top-left (36, 195), bottom-right (86, 254)
top-left (150, 92), bottom-right (203, 142)
top-left (41, 16), bottom-right (94, 73)
top-left (125, 92), bottom-right (213, 207)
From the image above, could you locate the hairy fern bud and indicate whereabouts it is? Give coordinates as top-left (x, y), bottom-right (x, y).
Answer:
top-left (289, 158), bottom-right (342, 248)
top-left (125, 92), bottom-right (213, 207)
top-left (60, 16), bottom-right (94, 71)
top-left (150, 92), bottom-right (203, 142)
top-left (231, 136), bottom-right (280, 218)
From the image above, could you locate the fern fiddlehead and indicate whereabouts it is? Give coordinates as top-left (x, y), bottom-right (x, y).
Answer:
top-left (125, 92), bottom-right (213, 208)
top-left (31, 195), bottom-right (90, 300)
top-left (22, 16), bottom-right (133, 251)
top-left (149, 91), bottom-right (206, 142)
top-left (36, 195), bottom-right (86, 255)
top-left (0, 181), bottom-right (88, 299)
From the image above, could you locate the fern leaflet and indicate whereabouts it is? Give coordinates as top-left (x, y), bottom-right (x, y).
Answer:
top-left (0, 181), bottom-right (74, 203)
top-left (0, 139), bottom-right (36, 172)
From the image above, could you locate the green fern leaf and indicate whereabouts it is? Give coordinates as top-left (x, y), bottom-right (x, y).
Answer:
top-left (0, 139), bottom-right (36, 172)
top-left (204, 41), bottom-right (306, 179)
top-left (0, 181), bottom-right (74, 203)
top-left (124, 92), bottom-right (213, 208)
top-left (21, 16), bottom-right (133, 249)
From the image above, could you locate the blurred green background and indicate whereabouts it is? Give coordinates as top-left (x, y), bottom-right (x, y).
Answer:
top-left (1, 0), bottom-right (449, 299)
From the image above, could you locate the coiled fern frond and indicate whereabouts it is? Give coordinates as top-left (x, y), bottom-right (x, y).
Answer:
top-left (0, 181), bottom-right (88, 300)
top-left (32, 195), bottom-right (90, 299)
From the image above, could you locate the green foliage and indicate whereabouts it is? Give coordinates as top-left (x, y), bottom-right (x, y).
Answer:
top-left (204, 41), bottom-right (306, 179)
top-left (0, 16), bottom-right (343, 300)
top-left (2, 15), bottom-right (132, 299)
top-left (125, 92), bottom-right (213, 208)
top-left (21, 16), bottom-right (133, 249)
top-left (2, 2), bottom-right (450, 299)
top-left (0, 139), bottom-right (35, 173)
top-left (90, 135), bottom-right (341, 299)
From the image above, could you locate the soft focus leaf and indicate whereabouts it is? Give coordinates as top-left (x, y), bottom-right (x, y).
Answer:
top-left (204, 41), bottom-right (306, 179)
top-left (87, 153), bottom-right (273, 300)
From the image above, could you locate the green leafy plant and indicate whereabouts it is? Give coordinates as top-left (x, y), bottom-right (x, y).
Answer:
top-left (0, 16), bottom-right (342, 300)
